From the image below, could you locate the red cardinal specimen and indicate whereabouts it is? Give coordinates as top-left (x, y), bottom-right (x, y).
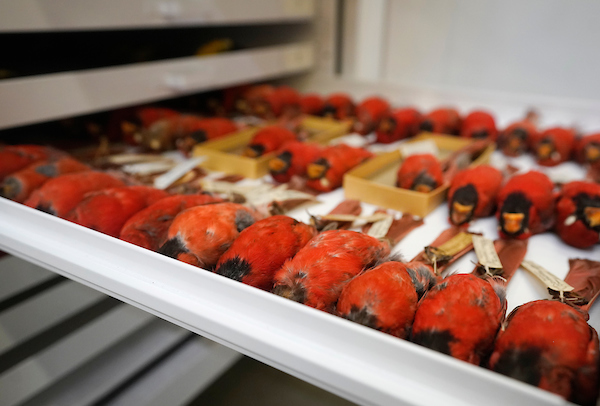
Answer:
top-left (354, 96), bottom-right (391, 135)
top-left (498, 119), bottom-right (539, 157)
top-left (531, 127), bottom-right (576, 166)
top-left (159, 203), bottom-right (260, 269)
top-left (120, 194), bottom-right (224, 251)
top-left (447, 165), bottom-right (504, 226)
top-left (337, 261), bottom-right (437, 339)
top-left (237, 84), bottom-right (274, 115)
top-left (268, 141), bottom-right (322, 183)
top-left (250, 85), bottom-right (301, 119)
top-left (411, 273), bottom-right (506, 365)
top-left (419, 108), bottom-right (462, 135)
top-left (375, 108), bottom-right (422, 144)
top-left (121, 107), bottom-right (180, 145)
top-left (460, 110), bottom-right (498, 140)
top-left (575, 133), bottom-right (600, 169)
top-left (272, 230), bottom-right (390, 312)
top-left (496, 171), bottom-right (555, 240)
top-left (489, 300), bottom-right (599, 406)
top-left (321, 93), bottom-right (355, 120)
top-left (242, 125), bottom-right (297, 158)
top-left (0, 145), bottom-right (55, 181)
top-left (305, 144), bottom-right (373, 193)
top-left (215, 215), bottom-right (316, 291)
top-left (1, 156), bottom-right (89, 203)
top-left (555, 181), bottom-right (600, 249)
top-left (396, 153), bottom-right (444, 193)
top-left (175, 117), bottom-right (238, 155)
top-left (299, 93), bottom-right (325, 116)
top-left (67, 186), bottom-right (168, 237)
top-left (24, 171), bottom-right (126, 218)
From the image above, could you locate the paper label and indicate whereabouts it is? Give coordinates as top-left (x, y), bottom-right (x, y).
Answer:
top-left (437, 232), bottom-right (473, 257)
top-left (367, 216), bottom-right (394, 239)
top-left (105, 154), bottom-right (169, 165)
top-left (521, 260), bottom-right (574, 292)
top-left (328, 133), bottom-right (370, 148)
top-left (245, 184), bottom-right (316, 207)
top-left (400, 139), bottom-right (439, 158)
top-left (122, 161), bottom-right (175, 175)
top-left (154, 156), bottom-right (206, 189)
top-left (472, 235), bottom-right (503, 270)
top-left (320, 213), bottom-right (390, 223)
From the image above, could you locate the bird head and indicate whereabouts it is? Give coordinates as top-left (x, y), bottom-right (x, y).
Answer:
top-left (411, 170), bottom-right (439, 193)
top-left (243, 144), bottom-right (265, 158)
top-left (450, 184), bottom-right (478, 225)
top-left (499, 193), bottom-right (532, 237)
top-left (470, 128), bottom-right (489, 139)
top-left (505, 127), bottom-right (528, 154)
top-left (378, 116), bottom-right (397, 134)
top-left (584, 142), bottom-right (600, 163)
top-left (306, 158), bottom-right (330, 180)
top-left (321, 104), bottom-right (337, 119)
top-left (268, 150), bottom-right (292, 174)
top-left (536, 137), bottom-right (558, 161)
top-left (567, 192), bottom-right (600, 232)
top-left (419, 119), bottom-right (434, 133)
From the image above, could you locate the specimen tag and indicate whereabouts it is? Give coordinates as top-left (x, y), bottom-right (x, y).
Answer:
top-left (105, 154), bottom-right (170, 165)
top-left (367, 215), bottom-right (394, 239)
top-left (154, 156), bottom-right (207, 189)
top-left (437, 232), bottom-right (473, 257)
top-left (122, 161), bottom-right (174, 175)
top-left (328, 133), bottom-right (370, 148)
top-left (245, 184), bottom-right (316, 207)
top-left (321, 213), bottom-right (390, 223)
top-left (472, 235), bottom-right (503, 270)
top-left (400, 139), bottom-right (439, 158)
top-left (521, 260), bottom-right (574, 292)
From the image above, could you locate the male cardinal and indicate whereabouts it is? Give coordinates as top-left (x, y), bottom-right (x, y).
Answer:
top-left (498, 119), bottom-right (538, 157)
top-left (396, 153), bottom-right (444, 193)
top-left (24, 171), bottom-right (126, 218)
top-left (0, 145), bottom-right (55, 181)
top-left (354, 96), bottom-right (391, 135)
top-left (237, 84), bottom-right (274, 115)
top-left (321, 93), bottom-right (355, 120)
top-left (489, 300), bottom-right (599, 406)
top-left (0, 156), bottom-right (89, 203)
top-left (215, 215), bottom-right (316, 291)
top-left (447, 165), bottom-right (504, 226)
top-left (268, 141), bottom-right (322, 183)
top-left (120, 194), bottom-right (224, 251)
top-left (460, 110), bottom-right (498, 140)
top-left (531, 127), bottom-right (576, 166)
top-left (249, 85), bottom-right (301, 119)
top-left (299, 93), bottom-right (325, 116)
top-left (411, 273), bottom-right (506, 365)
top-left (496, 171), bottom-right (555, 240)
top-left (158, 203), bottom-right (260, 269)
top-left (419, 108), bottom-right (462, 135)
top-left (305, 144), bottom-right (373, 192)
top-left (67, 186), bottom-right (168, 237)
top-left (337, 261), bottom-right (437, 339)
top-left (175, 117), bottom-right (238, 155)
top-left (575, 133), bottom-right (600, 169)
top-left (272, 229), bottom-right (390, 313)
top-left (120, 107), bottom-right (180, 145)
top-left (555, 181), bottom-right (600, 249)
top-left (375, 107), bottom-right (422, 144)
top-left (242, 125), bottom-right (297, 158)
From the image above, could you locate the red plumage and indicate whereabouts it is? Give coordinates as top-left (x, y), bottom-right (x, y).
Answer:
top-left (460, 110), bottom-right (498, 140)
top-left (175, 117), bottom-right (238, 155)
top-left (375, 108), bottom-right (422, 144)
top-left (496, 171), bottom-right (555, 240)
top-left (531, 127), bottom-right (576, 166)
top-left (396, 153), bottom-right (444, 193)
top-left (337, 261), bottom-right (437, 338)
top-left (272, 229), bottom-right (390, 312)
top-left (120, 194), bottom-right (224, 251)
top-left (268, 141), bottom-right (322, 183)
top-left (448, 165), bottom-right (504, 226)
top-left (158, 203), bottom-right (260, 269)
top-left (411, 273), bottom-right (506, 365)
top-left (419, 108), bottom-right (462, 135)
top-left (321, 93), bottom-right (355, 120)
top-left (1, 156), bottom-right (89, 203)
top-left (305, 144), bottom-right (373, 192)
top-left (498, 119), bottom-right (539, 157)
top-left (24, 171), bottom-right (126, 218)
top-left (249, 85), bottom-right (301, 119)
top-left (354, 96), bottom-right (391, 135)
top-left (555, 181), bottom-right (600, 249)
top-left (489, 300), bottom-right (599, 406)
top-left (243, 125), bottom-right (297, 158)
top-left (67, 186), bottom-right (168, 237)
top-left (215, 215), bottom-right (316, 291)
top-left (0, 145), bottom-right (55, 181)
top-left (575, 133), bottom-right (600, 170)
top-left (238, 84), bottom-right (274, 115)
top-left (299, 93), bottom-right (325, 116)
top-left (120, 107), bottom-right (180, 145)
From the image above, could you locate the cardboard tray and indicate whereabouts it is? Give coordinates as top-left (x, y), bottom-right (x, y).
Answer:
top-left (192, 116), bottom-right (352, 178)
top-left (343, 133), bottom-right (495, 217)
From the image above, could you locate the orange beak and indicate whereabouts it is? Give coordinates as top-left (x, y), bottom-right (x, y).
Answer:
top-left (502, 212), bottom-right (525, 234)
top-left (307, 163), bottom-right (327, 180)
top-left (269, 157), bottom-right (288, 173)
top-left (451, 202), bottom-right (474, 225)
top-left (508, 136), bottom-right (522, 152)
top-left (243, 147), bottom-right (260, 158)
top-left (585, 206), bottom-right (600, 228)
top-left (415, 184), bottom-right (433, 193)
top-left (585, 145), bottom-right (600, 162)
top-left (379, 118), bottom-right (393, 133)
top-left (537, 143), bottom-right (553, 160)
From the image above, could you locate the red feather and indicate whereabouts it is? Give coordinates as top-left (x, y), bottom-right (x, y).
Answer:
top-left (420, 108), bottom-right (462, 135)
top-left (354, 96), bottom-right (391, 135)
top-left (243, 125), bottom-right (297, 157)
top-left (305, 144), bottom-right (373, 192)
top-left (268, 141), bottom-right (322, 183)
top-left (460, 110), bottom-right (498, 140)
top-left (555, 181), bottom-right (600, 249)
top-left (322, 93), bottom-right (355, 120)
top-left (531, 127), bottom-right (576, 166)
top-left (376, 108), bottom-right (422, 144)
top-left (498, 119), bottom-right (539, 157)
top-left (397, 153), bottom-right (444, 192)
